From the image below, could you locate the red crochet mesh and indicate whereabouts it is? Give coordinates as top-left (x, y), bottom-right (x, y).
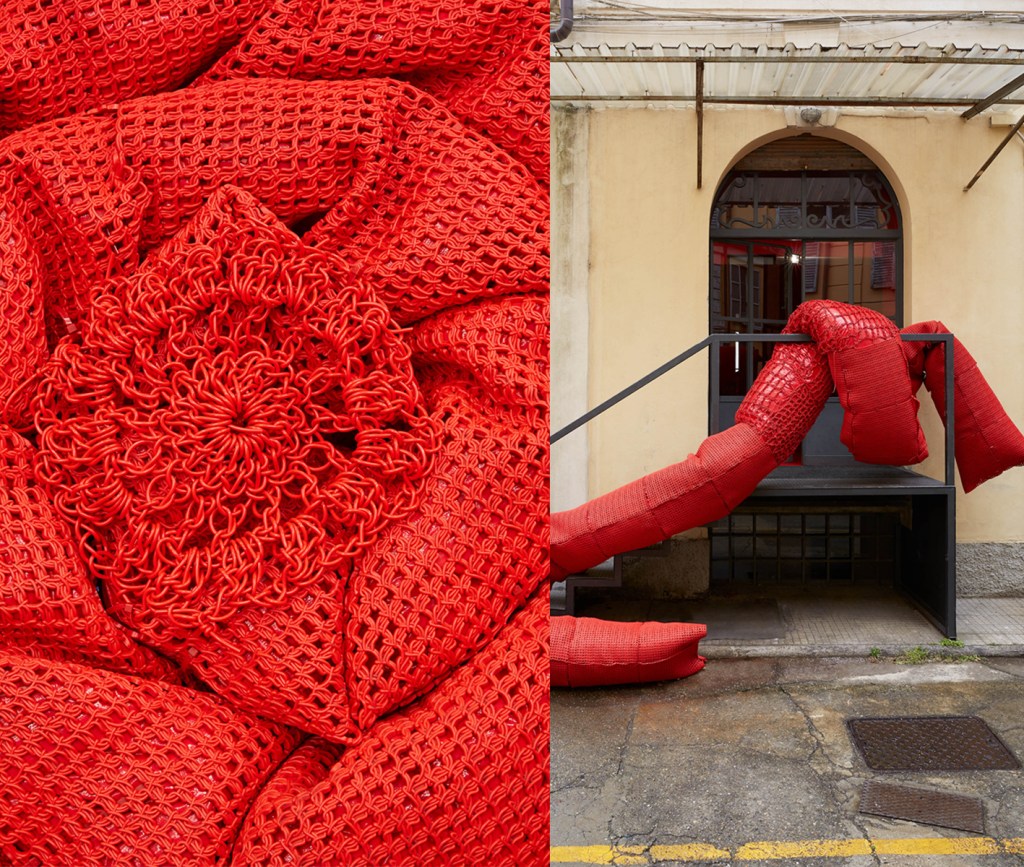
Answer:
top-left (902, 322), bottom-right (1024, 492)
top-left (0, 0), bottom-right (264, 135)
top-left (0, 172), bottom-right (45, 428)
top-left (734, 340), bottom-right (833, 464)
top-left (738, 300), bottom-right (926, 465)
top-left (0, 651), bottom-right (300, 865)
top-left (199, 0), bottom-right (549, 181)
top-left (0, 1), bottom-right (549, 860)
top-left (0, 426), bottom-right (178, 682)
top-left (550, 616), bottom-right (706, 688)
top-left (0, 77), bottom-right (547, 363)
top-left (33, 186), bottom-right (436, 736)
top-left (235, 592), bottom-right (550, 867)
top-left (346, 293), bottom-right (548, 727)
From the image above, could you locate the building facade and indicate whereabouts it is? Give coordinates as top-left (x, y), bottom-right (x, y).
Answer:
top-left (552, 1), bottom-right (1024, 598)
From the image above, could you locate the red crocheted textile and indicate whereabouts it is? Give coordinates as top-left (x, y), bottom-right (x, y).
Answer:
top-left (0, 77), bottom-right (546, 359)
top-left (550, 616), bottom-right (706, 688)
top-left (347, 293), bottom-right (549, 728)
top-left (902, 322), bottom-right (1024, 492)
top-left (199, 0), bottom-right (549, 181)
top-left (776, 301), bottom-right (927, 466)
top-left (0, 426), bottom-right (178, 681)
top-left (235, 594), bottom-right (550, 867)
top-left (550, 423), bottom-right (777, 582)
top-left (32, 186), bottom-right (436, 737)
top-left (0, 652), bottom-right (300, 864)
top-left (0, 1), bottom-right (549, 863)
top-left (0, 0), bottom-right (265, 135)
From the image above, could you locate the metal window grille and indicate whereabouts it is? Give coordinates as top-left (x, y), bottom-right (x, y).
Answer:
top-left (709, 509), bottom-right (901, 585)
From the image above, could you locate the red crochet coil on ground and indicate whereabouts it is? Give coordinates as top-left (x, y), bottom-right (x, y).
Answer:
top-left (0, 0), bottom-right (550, 864)
top-left (550, 616), bottom-right (707, 688)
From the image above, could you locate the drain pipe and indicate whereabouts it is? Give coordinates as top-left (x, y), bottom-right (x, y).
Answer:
top-left (550, 0), bottom-right (573, 43)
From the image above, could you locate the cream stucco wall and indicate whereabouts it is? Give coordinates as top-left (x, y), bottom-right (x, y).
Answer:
top-left (554, 104), bottom-right (1024, 544)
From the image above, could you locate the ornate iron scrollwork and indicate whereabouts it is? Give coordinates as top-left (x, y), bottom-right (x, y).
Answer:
top-left (714, 170), bottom-right (897, 233)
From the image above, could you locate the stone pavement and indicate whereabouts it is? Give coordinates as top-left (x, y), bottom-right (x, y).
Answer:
top-left (551, 635), bottom-right (1024, 865)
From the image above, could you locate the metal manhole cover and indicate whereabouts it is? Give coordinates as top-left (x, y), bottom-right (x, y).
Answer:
top-left (859, 781), bottom-right (986, 834)
top-left (847, 716), bottom-right (1019, 771)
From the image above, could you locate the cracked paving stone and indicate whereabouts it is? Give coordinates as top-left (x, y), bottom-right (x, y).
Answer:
top-left (609, 742), bottom-right (862, 848)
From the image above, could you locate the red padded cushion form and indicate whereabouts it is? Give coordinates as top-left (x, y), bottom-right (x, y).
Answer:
top-left (903, 321), bottom-right (1024, 493)
top-left (0, 651), bottom-right (300, 864)
top-left (234, 593), bottom-right (549, 867)
top-left (780, 300), bottom-right (926, 465)
top-left (550, 423), bottom-right (776, 582)
top-left (550, 616), bottom-right (707, 688)
top-left (0, 0), bottom-right (264, 135)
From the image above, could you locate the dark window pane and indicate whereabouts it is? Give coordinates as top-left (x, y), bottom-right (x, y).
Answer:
top-left (852, 241), bottom-right (897, 320)
top-left (801, 241), bottom-right (849, 303)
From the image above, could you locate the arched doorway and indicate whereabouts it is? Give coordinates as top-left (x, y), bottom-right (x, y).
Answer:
top-left (708, 134), bottom-right (910, 587)
top-left (710, 134), bottom-right (902, 461)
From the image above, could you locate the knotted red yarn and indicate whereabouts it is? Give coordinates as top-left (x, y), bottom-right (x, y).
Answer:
top-left (0, 426), bottom-right (177, 682)
top-left (0, 0), bottom-right (550, 863)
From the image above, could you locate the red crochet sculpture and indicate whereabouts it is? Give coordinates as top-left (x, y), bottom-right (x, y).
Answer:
top-left (0, 0), bottom-right (549, 864)
top-left (551, 300), bottom-right (1024, 686)
top-left (551, 300), bottom-right (1023, 583)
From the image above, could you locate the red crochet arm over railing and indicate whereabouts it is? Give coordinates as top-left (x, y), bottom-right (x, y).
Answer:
top-left (551, 301), bottom-right (1022, 582)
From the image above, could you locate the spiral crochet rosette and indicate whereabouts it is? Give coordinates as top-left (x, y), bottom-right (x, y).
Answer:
top-left (0, 1), bottom-right (549, 865)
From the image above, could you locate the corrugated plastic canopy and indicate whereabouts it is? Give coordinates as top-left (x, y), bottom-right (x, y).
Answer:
top-left (551, 42), bottom-right (1024, 110)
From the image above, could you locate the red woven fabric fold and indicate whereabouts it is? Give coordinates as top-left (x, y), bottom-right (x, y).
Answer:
top-left (550, 616), bottom-right (707, 688)
top-left (0, 77), bottom-right (547, 386)
top-left (198, 0), bottom-right (549, 181)
top-left (346, 293), bottom-right (548, 727)
top-left (0, 651), bottom-right (301, 865)
top-left (234, 592), bottom-right (549, 867)
top-left (0, 0), bottom-right (265, 135)
top-left (902, 321), bottom-right (1024, 492)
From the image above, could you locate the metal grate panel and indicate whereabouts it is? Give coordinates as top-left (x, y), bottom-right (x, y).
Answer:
top-left (858, 781), bottom-right (986, 834)
top-left (710, 510), bottom-right (899, 585)
top-left (848, 716), bottom-right (1019, 772)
